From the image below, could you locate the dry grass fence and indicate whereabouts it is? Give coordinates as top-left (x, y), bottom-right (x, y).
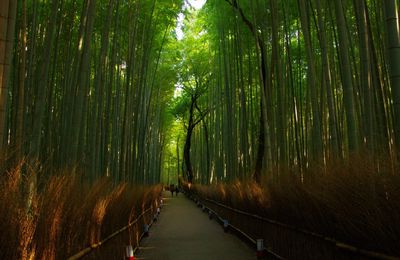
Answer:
top-left (187, 155), bottom-right (400, 258)
top-left (0, 159), bottom-right (162, 260)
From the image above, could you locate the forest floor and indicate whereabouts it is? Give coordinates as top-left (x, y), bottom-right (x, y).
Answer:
top-left (135, 191), bottom-right (255, 260)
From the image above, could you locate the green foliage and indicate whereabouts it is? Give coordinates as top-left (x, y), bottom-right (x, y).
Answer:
top-left (169, 93), bottom-right (191, 119)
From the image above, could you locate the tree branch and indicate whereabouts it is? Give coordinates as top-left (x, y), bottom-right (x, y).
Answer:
top-left (193, 100), bottom-right (209, 126)
top-left (224, 0), bottom-right (256, 36)
top-left (194, 111), bottom-right (209, 127)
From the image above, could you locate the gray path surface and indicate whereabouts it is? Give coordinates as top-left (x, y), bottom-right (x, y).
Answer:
top-left (136, 191), bottom-right (256, 260)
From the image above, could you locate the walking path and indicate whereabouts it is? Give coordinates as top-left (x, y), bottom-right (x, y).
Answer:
top-left (136, 191), bottom-right (255, 260)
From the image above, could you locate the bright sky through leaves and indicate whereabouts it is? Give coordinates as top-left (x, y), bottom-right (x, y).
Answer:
top-left (188, 0), bottom-right (206, 9)
top-left (175, 0), bottom-right (206, 40)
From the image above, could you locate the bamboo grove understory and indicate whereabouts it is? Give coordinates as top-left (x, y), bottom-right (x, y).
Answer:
top-left (1, 0), bottom-right (400, 185)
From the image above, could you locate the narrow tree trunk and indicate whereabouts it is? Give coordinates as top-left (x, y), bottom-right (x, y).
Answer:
top-left (29, 0), bottom-right (59, 158)
top-left (334, 0), bottom-right (359, 152)
top-left (298, 0), bottom-right (323, 161)
top-left (69, 0), bottom-right (96, 164)
top-left (184, 97), bottom-right (196, 183)
top-left (384, 0), bottom-right (400, 156)
top-left (90, 0), bottom-right (114, 178)
top-left (316, 0), bottom-right (340, 158)
top-left (176, 135), bottom-right (180, 179)
top-left (271, 0), bottom-right (286, 167)
top-left (16, 0), bottom-right (27, 159)
top-left (225, 0), bottom-right (271, 183)
top-left (354, 0), bottom-right (374, 151)
top-left (0, 0), bottom-right (17, 149)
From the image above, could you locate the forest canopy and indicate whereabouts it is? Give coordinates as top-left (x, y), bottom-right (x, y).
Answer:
top-left (0, 0), bottom-right (400, 185)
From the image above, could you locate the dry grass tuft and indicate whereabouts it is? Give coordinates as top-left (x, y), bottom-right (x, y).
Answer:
top-left (189, 154), bottom-right (400, 256)
top-left (0, 159), bottom-right (161, 260)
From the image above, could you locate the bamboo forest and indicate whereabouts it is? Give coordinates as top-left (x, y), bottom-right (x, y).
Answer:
top-left (1, 0), bottom-right (400, 259)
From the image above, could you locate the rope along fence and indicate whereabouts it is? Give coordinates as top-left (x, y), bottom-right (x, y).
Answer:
top-left (188, 194), bottom-right (399, 260)
top-left (67, 197), bottom-right (162, 260)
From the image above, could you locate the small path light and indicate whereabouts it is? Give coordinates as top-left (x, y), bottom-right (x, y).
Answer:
top-left (143, 224), bottom-right (149, 237)
top-left (126, 245), bottom-right (135, 260)
top-left (223, 219), bottom-right (229, 232)
top-left (256, 239), bottom-right (265, 258)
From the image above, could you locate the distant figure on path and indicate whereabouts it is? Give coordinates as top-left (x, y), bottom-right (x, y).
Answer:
top-left (170, 184), bottom-right (175, 197)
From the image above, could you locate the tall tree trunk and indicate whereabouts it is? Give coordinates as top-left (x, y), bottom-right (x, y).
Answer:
top-left (234, 18), bottom-right (249, 178)
top-left (184, 98), bottom-right (196, 183)
top-left (16, 0), bottom-right (27, 159)
top-left (354, 0), bottom-right (374, 151)
top-left (283, 2), bottom-right (303, 170)
top-left (183, 92), bottom-right (208, 183)
top-left (69, 0), bottom-right (96, 164)
top-left (225, 0), bottom-right (271, 183)
top-left (29, 0), bottom-right (59, 159)
top-left (0, 0), bottom-right (17, 149)
top-left (176, 135), bottom-right (180, 180)
top-left (384, 0), bottom-right (400, 156)
top-left (298, 0), bottom-right (323, 161)
top-left (270, 0), bottom-right (286, 166)
top-left (90, 0), bottom-right (114, 178)
top-left (316, 0), bottom-right (340, 158)
top-left (104, 0), bottom-right (119, 179)
top-left (334, 0), bottom-right (359, 152)
top-left (366, 6), bottom-right (390, 155)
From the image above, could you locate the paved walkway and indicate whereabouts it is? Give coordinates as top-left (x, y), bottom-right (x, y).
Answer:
top-left (136, 191), bottom-right (255, 260)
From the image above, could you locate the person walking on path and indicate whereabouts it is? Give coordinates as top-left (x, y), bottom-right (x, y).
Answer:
top-left (169, 184), bottom-right (175, 197)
